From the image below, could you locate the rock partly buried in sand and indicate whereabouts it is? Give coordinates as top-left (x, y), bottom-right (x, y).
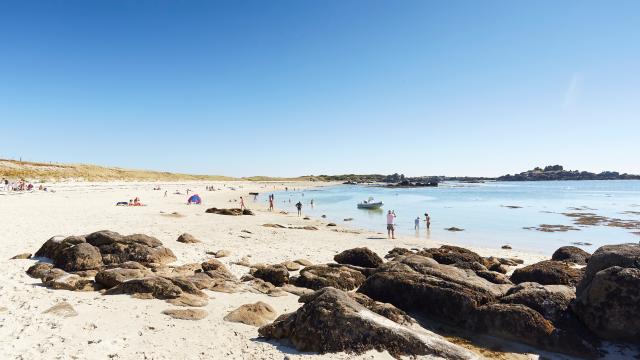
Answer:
top-left (333, 247), bottom-right (383, 268)
top-left (176, 233), bottom-right (200, 244)
top-left (293, 259), bottom-right (313, 267)
top-left (42, 270), bottom-right (97, 291)
top-left (224, 301), bottom-right (277, 326)
top-left (85, 230), bottom-right (177, 266)
top-left (501, 245), bottom-right (512, 250)
top-left (162, 308), bottom-right (208, 320)
top-left (359, 254), bottom-right (508, 325)
top-left (95, 268), bottom-right (147, 288)
top-left (326, 223), bottom-right (337, 227)
top-left (166, 293), bottom-right (209, 307)
top-left (54, 243), bottom-right (104, 272)
top-left (10, 253), bottom-right (31, 260)
top-left (293, 265), bottom-right (365, 291)
top-left (26, 262), bottom-right (54, 279)
top-left (501, 282), bottom-right (575, 325)
top-left (262, 223), bottom-right (286, 228)
top-left (510, 260), bottom-right (583, 286)
top-left (205, 208), bottom-right (253, 216)
top-left (281, 261), bottom-right (300, 271)
top-left (552, 246), bottom-right (591, 265)
top-left (43, 302), bottom-right (78, 318)
top-left (200, 259), bottom-right (236, 281)
top-left (573, 244), bottom-right (640, 342)
top-left (215, 250), bottom-right (230, 258)
top-left (258, 287), bottom-right (478, 360)
top-left (245, 278), bottom-right (287, 297)
top-left (252, 265), bottom-right (289, 286)
top-left (105, 276), bottom-right (183, 299)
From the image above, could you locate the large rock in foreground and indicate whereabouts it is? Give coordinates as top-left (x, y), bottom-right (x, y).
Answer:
top-left (467, 303), bottom-right (596, 358)
top-left (574, 265), bottom-right (640, 342)
top-left (510, 260), bottom-right (583, 286)
top-left (359, 255), bottom-right (508, 325)
top-left (333, 247), bottom-right (383, 268)
top-left (258, 287), bottom-right (479, 359)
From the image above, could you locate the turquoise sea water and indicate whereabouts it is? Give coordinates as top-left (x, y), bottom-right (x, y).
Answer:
top-left (273, 181), bottom-right (640, 255)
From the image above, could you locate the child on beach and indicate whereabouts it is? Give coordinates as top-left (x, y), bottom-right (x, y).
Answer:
top-left (415, 217), bottom-right (420, 230)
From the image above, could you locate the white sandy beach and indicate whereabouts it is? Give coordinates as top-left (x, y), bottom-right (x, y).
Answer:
top-left (0, 181), bottom-right (548, 360)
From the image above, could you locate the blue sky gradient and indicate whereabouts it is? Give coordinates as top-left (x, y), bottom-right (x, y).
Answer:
top-left (1, 1), bottom-right (639, 176)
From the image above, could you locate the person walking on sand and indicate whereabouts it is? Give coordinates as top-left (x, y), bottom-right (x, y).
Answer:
top-left (425, 212), bottom-right (431, 229)
top-left (240, 196), bottom-right (246, 210)
top-left (387, 210), bottom-right (396, 239)
top-left (164, 190), bottom-right (167, 198)
top-left (295, 201), bottom-right (302, 216)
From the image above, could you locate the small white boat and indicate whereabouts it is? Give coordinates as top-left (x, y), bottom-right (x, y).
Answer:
top-left (357, 197), bottom-right (384, 209)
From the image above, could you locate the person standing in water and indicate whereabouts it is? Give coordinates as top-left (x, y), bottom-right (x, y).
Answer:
top-left (414, 216), bottom-right (420, 230)
top-left (269, 194), bottom-right (274, 211)
top-left (387, 210), bottom-right (396, 239)
top-left (295, 201), bottom-right (302, 216)
top-left (425, 212), bottom-right (431, 229)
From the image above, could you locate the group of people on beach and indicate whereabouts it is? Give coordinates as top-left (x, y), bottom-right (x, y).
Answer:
top-left (116, 197), bottom-right (144, 206)
top-left (386, 210), bottom-right (431, 239)
top-left (1, 178), bottom-right (51, 192)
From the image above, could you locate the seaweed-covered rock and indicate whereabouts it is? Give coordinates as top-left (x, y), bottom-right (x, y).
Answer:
top-left (258, 287), bottom-right (478, 359)
top-left (501, 282), bottom-right (575, 324)
top-left (510, 260), bottom-right (583, 286)
top-left (95, 268), bottom-right (147, 288)
top-left (293, 265), bottom-right (365, 291)
top-left (85, 230), bottom-right (176, 266)
top-left (34, 236), bottom-right (85, 260)
top-left (54, 243), bottom-right (103, 272)
top-left (418, 245), bottom-right (483, 267)
top-left (552, 246), bottom-right (591, 265)
top-left (252, 265), bottom-right (289, 286)
top-left (574, 266), bottom-right (640, 342)
top-left (334, 247), bottom-right (383, 268)
top-left (105, 276), bottom-right (183, 299)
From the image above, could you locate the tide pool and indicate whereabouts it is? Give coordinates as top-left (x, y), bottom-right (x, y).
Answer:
top-left (269, 180), bottom-right (640, 255)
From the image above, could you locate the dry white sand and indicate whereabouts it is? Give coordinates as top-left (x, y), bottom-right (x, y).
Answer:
top-left (0, 181), bottom-right (550, 359)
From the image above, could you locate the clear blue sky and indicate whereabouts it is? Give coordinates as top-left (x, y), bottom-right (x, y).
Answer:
top-left (1, 1), bottom-right (638, 177)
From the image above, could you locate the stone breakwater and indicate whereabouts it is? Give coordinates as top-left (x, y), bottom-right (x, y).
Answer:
top-left (20, 230), bottom-right (640, 359)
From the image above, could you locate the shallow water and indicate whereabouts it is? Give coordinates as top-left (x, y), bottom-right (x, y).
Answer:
top-left (273, 180), bottom-right (640, 255)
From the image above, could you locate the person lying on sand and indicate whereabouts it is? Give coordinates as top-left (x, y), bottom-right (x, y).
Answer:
top-left (116, 201), bottom-right (128, 206)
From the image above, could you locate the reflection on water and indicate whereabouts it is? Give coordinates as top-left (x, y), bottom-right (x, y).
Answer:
top-left (271, 181), bottom-right (640, 255)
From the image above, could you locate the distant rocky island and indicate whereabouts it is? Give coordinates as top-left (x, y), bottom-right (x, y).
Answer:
top-left (497, 165), bottom-right (640, 181)
top-left (315, 165), bottom-right (640, 185)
